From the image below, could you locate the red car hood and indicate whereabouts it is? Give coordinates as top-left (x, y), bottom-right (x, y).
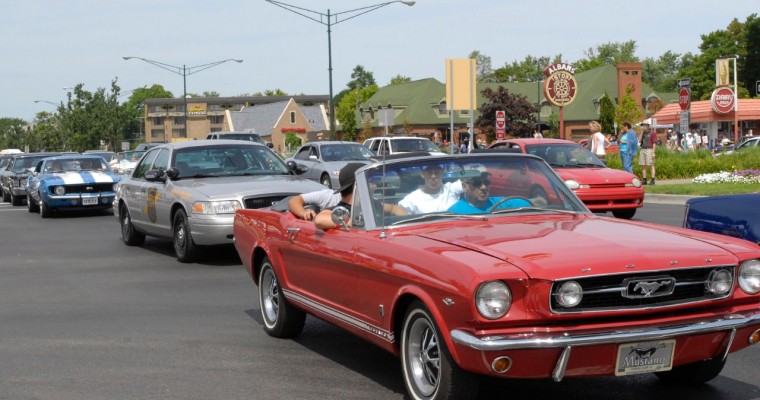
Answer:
top-left (555, 166), bottom-right (637, 185)
top-left (414, 214), bottom-right (746, 280)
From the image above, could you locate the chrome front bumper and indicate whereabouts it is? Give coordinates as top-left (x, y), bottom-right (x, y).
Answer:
top-left (451, 311), bottom-right (760, 381)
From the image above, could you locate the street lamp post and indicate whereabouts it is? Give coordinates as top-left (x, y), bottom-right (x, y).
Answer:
top-left (34, 100), bottom-right (58, 107)
top-left (265, 0), bottom-right (415, 140)
top-left (122, 56), bottom-right (243, 139)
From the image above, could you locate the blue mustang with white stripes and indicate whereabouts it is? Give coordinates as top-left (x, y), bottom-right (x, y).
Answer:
top-left (26, 155), bottom-right (121, 218)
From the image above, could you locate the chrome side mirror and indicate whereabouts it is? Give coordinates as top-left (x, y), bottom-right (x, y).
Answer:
top-left (331, 206), bottom-right (351, 231)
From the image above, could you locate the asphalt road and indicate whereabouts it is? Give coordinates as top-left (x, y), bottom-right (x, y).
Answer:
top-left (1, 202), bottom-right (758, 400)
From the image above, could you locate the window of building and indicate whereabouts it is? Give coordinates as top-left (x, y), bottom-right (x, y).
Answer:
top-left (436, 101), bottom-right (449, 117)
top-left (210, 127), bottom-right (222, 133)
top-left (210, 115), bottom-right (224, 124)
top-left (290, 111), bottom-right (296, 124)
top-left (175, 104), bottom-right (186, 112)
top-left (459, 110), bottom-right (470, 117)
top-left (174, 117), bottom-right (185, 126)
top-left (172, 128), bottom-right (185, 138)
top-left (152, 117), bottom-right (164, 126)
top-left (150, 129), bottom-right (164, 140)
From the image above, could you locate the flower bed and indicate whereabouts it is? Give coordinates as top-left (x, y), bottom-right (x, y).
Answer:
top-left (693, 169), bottom-right (760, 184)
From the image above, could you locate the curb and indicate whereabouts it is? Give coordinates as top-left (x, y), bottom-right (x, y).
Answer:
top-left (645, 193), bottom-right (702, 205)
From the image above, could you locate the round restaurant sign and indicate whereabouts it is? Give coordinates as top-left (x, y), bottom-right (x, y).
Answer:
top-left (710, 87), bottom-right (735, 114)
top-left (678, 88), bottom-right (690, 111)
top-left (543, 64), bottom-right (578, 107)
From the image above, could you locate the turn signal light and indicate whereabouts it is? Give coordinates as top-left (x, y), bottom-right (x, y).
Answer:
top-left (491, 356), bottom-right (513, 373)
top-left (749, 329), bottom-right (760, 345)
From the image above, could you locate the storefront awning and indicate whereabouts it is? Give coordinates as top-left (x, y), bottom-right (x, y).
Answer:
top-left (652, 99), bottom-right (760, 125)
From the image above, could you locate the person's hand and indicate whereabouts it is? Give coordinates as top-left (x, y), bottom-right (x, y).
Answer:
top-left (301, 209), bottom-right (317, 220)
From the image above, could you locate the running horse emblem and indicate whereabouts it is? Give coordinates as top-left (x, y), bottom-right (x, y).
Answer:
top-left (633, 280), bottom-right (669, 297)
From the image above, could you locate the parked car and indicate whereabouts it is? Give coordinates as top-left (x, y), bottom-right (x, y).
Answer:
top-left (684, 193), bottom-right (760, 245)
top-left (115, 139), bottom-right (324, 263)
top-left (233, 152), bottom-right (760, 399)
top-left (488, 138), bottom-right (643, 218)
top-left (0, 154), bottom-right (14, 199)
top-left (714, 136), bottom-right (759, 156)
top-left (285, 141), bottom-right (376, 188)
top-left (205, 131), bottom-right (269, 146)
top-left (26, 155), bottom-right (121, 218)
top-left (83, 150), bottom-right (116, 162)
top-left (363, 136), bottom-right (444, 156)
top-left (0, 152), bottom-right (60, 205)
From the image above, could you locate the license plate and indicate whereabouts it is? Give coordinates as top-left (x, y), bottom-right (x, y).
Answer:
top-left (82, 197), bottom-right (98, 206)
top-left (615, 339), bottom-right (675, 376)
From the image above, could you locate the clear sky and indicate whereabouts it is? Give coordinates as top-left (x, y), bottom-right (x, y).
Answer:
top-left (2, 0), bottom-right (757, 122)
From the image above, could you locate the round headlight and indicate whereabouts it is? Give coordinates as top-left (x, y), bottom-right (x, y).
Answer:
top-left (631, 178), bottom-right (642, 187)
top-left (54, 186), bottom-right (65, 195)
top-left (706, 269), bottom-right (732, 295)
top-left (738, 259), bottom-right (760, 294)
top-left (564, 180), bottom-right (580, 190)
top-left (555, 281), bottom-right (583, 308)
top-left (475, 281), bottom-right (511, 320)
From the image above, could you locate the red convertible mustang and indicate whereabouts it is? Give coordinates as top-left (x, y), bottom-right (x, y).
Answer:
top-left (233, 153), bottom-right (760, 400)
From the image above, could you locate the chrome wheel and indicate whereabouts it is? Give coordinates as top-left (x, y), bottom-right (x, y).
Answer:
top-left (406, 311), bottom-right (440, 397)
top-left (260, 266), bottom-right (279, 329)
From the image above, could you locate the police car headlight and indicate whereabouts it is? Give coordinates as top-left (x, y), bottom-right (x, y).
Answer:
top-left (54, 186), bottom-right (66, 195)
top-left (738, 259), bottom-right (760, 294)
top-left (475, 281), bottom-right (511, 319)
top-left (192, 200), bottom-right (241, 215)
top-left (555, 281), bottom-right (583, 308)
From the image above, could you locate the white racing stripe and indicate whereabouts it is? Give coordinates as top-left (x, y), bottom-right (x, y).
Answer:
top-left (55, 171), bottom-right (114, 184)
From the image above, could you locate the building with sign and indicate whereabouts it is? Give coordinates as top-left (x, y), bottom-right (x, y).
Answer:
top-left (651, 98), bottom-right (760, 146)
top-left (357, 63), bottom-right (676, 145)
top-left (142, 95), bottom-right (329, 145)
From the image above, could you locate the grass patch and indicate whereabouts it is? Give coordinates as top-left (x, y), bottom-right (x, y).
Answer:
top-left (645, 182), bottom-right (760, 196)
top-left (605, 146), bottom-right (760, 180)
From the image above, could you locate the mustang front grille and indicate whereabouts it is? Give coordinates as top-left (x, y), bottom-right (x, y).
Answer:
top-left (550, 265), bottom-right (734, 313)
top-left (243, 195), bottom-right (291, 209)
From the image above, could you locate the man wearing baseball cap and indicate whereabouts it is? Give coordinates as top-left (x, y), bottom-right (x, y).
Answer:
top-left (314, 163), bottom-right (364, 229)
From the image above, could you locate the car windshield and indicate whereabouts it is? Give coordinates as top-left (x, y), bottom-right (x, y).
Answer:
top-left (391, 139), bottom-right (441, 153)
top-left (361, 155), bottom-right (587, 227)
top-left (45, 158), bottom-right (110, 173)
top-left (12, 155), bottom-right (51, 172)
top-left (320, 144), bottom-right (375, 162)
top-left (524, 143), bottom-right (605, 168)
top-left (173, 145), bottom-right (290, 177)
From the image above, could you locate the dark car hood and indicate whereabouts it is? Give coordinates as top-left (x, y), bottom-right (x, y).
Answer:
top-left (413, 214), bottom-right (752, 280)
top-left (170, 174), bottom-right (324, 198)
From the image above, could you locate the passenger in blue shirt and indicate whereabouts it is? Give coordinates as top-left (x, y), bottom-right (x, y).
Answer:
top-left (447, 172), bottom-right (531, 214)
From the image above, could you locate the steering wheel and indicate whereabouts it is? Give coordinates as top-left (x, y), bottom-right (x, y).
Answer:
top-left (488, 196), bottom-right (532, 213)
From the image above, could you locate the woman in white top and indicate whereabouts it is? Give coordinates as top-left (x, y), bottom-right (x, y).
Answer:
top-left (398, 164), bottom-right (463, 214)
top-left (588, 121), bottom-right (609, 160)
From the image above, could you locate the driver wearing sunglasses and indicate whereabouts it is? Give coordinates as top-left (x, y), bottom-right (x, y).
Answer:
top-left (447, 172), bottom-right (531, 214)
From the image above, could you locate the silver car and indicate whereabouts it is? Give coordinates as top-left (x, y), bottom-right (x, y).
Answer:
top-left (285, 141), bottom-right (375, 188)
top-left (115, 140), bottom-right (324, 262)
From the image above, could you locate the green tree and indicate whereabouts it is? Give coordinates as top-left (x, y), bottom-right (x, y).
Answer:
top-left (469, 50), bottom-right (494, 82)
top-left (599, 92), bottom-right (616, 135)
top-left (346, 65), bottom-right (376, 90)
top-left (642, 51), bottom-right (684, 92)
top-left (476, 86), bottom-right (537, 141)
top-left (574, 41), bottom-right (639, 73)
top-left (202, 91), bottom-right (220, 97)
top-left (616, 85), bottom-right (643, 127)
top-left (492, 55), bottom-right (562, 82)
top-left (284, 131), bottom-right (301, 151)
top-left (337, 85), bottom-right (379, 141)
top-left (0, 117), bottom-right (27, 150)
top-left (388, 74), bottom-right (412, 86)
top-left (741, 14), bottom-right (759, 97)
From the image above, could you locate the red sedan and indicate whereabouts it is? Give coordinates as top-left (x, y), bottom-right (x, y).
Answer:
top-left (234, 153), bottom-right (760, 400)
top-left (489, 138), bottom-right (643, 219)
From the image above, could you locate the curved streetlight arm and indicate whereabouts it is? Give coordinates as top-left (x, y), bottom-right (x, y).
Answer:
top-left (186, 59), bottom-right (244, 76)
top-left (123, 56), bottom-right (183, 76)
top-left (265, 0), bottom-right (413, 26)
top-left (34, 100), bottom-right (58, 106)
